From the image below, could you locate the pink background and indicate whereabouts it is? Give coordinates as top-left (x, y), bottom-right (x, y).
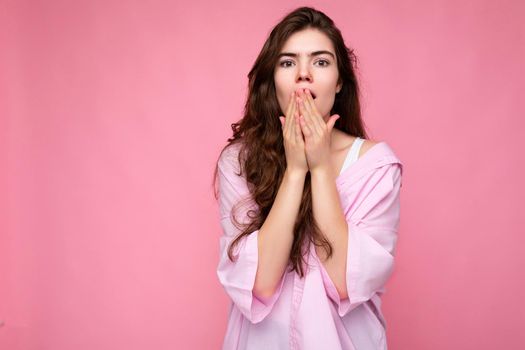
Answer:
top-left (1, 1), bottom-right (524, 349)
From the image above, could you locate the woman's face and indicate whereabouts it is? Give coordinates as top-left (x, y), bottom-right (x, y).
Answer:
top-left (274, 28), bottom-right (342, 123)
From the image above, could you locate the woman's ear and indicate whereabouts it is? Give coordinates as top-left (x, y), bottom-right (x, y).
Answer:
top-left (336, 79), bottom-right (342, 94)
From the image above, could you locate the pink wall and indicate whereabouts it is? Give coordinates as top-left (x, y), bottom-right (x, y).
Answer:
top-left (1, 0), bottom-right (524, 349)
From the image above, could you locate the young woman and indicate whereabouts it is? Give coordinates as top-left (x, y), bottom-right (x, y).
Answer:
top-left (213, 6), bottom-right (403, 350)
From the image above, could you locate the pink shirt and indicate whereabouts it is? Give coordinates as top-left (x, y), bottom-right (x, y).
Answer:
top-left (216, 140), bottom-right (403, 350)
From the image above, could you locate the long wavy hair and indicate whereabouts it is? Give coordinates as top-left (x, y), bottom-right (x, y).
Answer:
top-left (213, 6), bottom-right (368, 278)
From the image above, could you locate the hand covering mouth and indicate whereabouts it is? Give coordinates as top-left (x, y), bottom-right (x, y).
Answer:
top-left (296, 88), bottom-right (316, 99)
top-left (304, 90), bottom-right (317, 99)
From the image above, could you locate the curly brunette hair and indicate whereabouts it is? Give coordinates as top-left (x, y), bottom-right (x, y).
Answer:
top-left (213, 6), bottom-right (368, 278)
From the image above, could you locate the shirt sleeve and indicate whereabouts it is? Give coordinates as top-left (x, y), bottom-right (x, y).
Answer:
top-left (320, 162), bottom-right (403, 318)
top-left (216, 146), bottom-right (286, 324)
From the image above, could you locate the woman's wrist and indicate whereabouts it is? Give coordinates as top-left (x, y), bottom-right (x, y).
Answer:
top-left (284, 167), bottom-right (308, 180)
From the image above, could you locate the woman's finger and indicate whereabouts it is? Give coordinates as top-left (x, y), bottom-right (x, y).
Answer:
top-left (282, 91), bottom-right (295, 137)
top-left (286, 99), bottom-right (294, 139)
top-left (326, 114), bottom-right (340, 132)
top-left (297, 95), bottom-right (320, 138)
top-left (285, 91), bottom-right (296, 131)
top-left (299, 113), bottom-right (314, 139)
top-left (302, 90), bottom-right (325, 134)
top-left (294, 109), bottom-right (303, 145)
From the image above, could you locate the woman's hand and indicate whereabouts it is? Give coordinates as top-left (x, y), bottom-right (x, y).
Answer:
top-left (279, 91), bottom-right (309, 174)
top-left (296, 88), bottom-right (340, 173)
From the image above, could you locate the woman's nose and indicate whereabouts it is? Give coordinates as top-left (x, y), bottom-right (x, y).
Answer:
top-left (296, 64), bottom-right (312, 82)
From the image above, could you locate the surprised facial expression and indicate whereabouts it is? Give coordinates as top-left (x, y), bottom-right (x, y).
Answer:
top-left (274, 28), bottom-right (342, 123)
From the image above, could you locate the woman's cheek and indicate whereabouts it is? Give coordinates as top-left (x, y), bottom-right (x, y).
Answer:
top-left (316, 99), bottom-right (326, 115)
top-left (278, 95), bottom-right (287, 115)
top-left (318, 97), bottom-right (334, 118)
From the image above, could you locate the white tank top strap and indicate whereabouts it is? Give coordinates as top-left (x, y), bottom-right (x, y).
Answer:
top-left (339, 137), bottom-right (365, 175)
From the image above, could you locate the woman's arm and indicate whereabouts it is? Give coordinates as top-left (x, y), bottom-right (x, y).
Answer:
top-left (254, 168), bottom-right (306, 298)
top-left (217, 149), bottom-right (306, 323)
top-left (310, 167), bottom-right (349, 299)
top-left (313, 162), bottom-right (403, 317)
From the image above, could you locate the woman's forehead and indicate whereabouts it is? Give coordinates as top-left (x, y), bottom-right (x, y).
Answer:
top-left (280, 29), bottom-right (334, 56)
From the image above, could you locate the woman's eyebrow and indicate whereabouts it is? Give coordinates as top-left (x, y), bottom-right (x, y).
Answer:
top-left (277, 50), bottom-right (335, 59)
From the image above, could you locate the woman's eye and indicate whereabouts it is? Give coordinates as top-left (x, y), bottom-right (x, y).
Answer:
top-left (278, 59), bottom-right (330, 68)
top-left (316, 59), bottom-right (330, 67)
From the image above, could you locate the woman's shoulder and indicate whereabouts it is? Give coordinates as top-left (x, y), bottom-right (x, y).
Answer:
top-left (219, 142), bottom-right (243, 164)
top-left (358, 138), bottom-right (381, 159)
top-left (333, 129), bottom-right (380, 159)
top-left (333, 130), bottom-right (402, 179)
top-left (218, 141), bottom-right (250, 182)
